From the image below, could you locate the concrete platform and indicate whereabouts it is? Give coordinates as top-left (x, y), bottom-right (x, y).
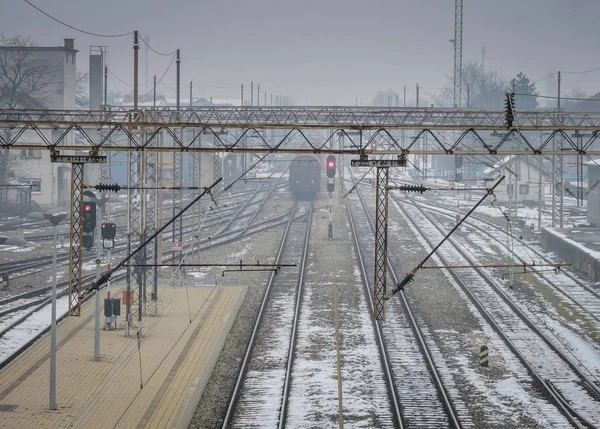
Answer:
top-left (0, 283), bottom-right (246, 429)
top-left (541, 227), bottom-right (600, 280)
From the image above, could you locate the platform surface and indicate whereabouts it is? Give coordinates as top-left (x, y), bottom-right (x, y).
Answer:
top-left (548, 227), bottom-right (600, 256)
top-left (0, 283), bottom-right (246, 429)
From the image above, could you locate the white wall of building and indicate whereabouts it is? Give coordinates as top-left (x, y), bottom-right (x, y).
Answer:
top-left (1, 39), bottom-right (78, 210)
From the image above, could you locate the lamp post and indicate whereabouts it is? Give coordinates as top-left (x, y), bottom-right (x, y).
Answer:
top-left (44, 213), bottom-right (67, 411)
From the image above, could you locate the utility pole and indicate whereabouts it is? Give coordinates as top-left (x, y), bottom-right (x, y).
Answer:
top-left (257, 84), bottom-right (260, 106)
top-left (176, 50), bottom-right (180, 110)
top-left (251, 81), bottom-right (254, 106)
top-left (153, 75), bottom-right (156, 107)
top-left (416, 83), bottom-right (420, 108)
top-left (134, 32), bottom-right (139, 111)
top-left (103, 66), bottom-right (108, 106)
top-left (144, 34), bottom-right (149, 95)
top-left (126, 31), bottom-right (140, 336)
top-left (466, 84), bottom-right (470, 109)
top-left (241, 84), bottom-right (244, 106)
top-left (46, 213), bottom-right (66, 410)
top-left (190, 81), bottom-right (193, 107)
top-left (538, 131), bottom-right (543, 230)
top-left (403, 86), bottom-right (406, 107)
top-left (94, 201), bottom-right (101, 361)
top-left (552, 71), bottom-right (563, 228)
top-left (453, 0), bottom-right (463, 108)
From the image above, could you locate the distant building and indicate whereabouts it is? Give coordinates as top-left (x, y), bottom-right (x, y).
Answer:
top-left (0, 39), bottom-right (80, 210)
top-left (482, 155), bottom-right (551, 204)
top-left (586, 159), bottom-right (600, 226)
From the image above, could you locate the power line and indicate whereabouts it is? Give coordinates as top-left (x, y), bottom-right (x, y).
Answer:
top-left (138, 35), bottom-right (177, 57)
top-left (23, 0), bottom-right (133, 38)
top-left (532, 72), bottom-right (558, 83)
top-left (107, 68), bottom-right (151, 89)
top-left (514, 92), bottom-right (600, 102)
top-left (192, 82), bottom-right (240, 89)
top-left (564, 66), bottom-right (600, 75)
top-left (107, 69), bottom-right (135, 87)
top-left (107, 74), bottom-right (125, 96)
top-left (159, 80), bottom-right (176, 91)
top-left (142, 53), bottom-right (177, 97)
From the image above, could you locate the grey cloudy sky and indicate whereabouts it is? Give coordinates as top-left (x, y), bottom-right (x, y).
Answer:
top-left (2, 0), bottom-right (600, 105)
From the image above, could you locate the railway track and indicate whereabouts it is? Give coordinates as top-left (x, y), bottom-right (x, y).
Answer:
top-left (0, 179), bottom-right (293, 368)
top-left (0, 181), bottom-right (287, 287)
top-left (410, 197), bottom-right (600, 328)
top-left (391, 191), bottom-right (600, 428)
top-left (349, 180), bottom-right (463, 428)
top-left (223, 202), bottom-right (312, 428)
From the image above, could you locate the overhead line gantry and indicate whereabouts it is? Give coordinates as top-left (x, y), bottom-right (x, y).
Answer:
top-left (2, 105), bottom-right (598, 320)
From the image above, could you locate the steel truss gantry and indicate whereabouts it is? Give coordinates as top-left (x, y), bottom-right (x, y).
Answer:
top-left (127, 133), bottom-right (142, 333)
top-left (145, 132), bottom-right (158, 316)
top-left (6, 106), bottom-right (600, 318)
top-left (374, 167), bottom-right (389, 320)
top-left (68, 163), bottom-right (84, 316)
top-left (192, 134), bottom-right (202, 264)
top-left (2, 108), bottom-right (600, 157)
top-left (552, 135), bottom-right (564, 228)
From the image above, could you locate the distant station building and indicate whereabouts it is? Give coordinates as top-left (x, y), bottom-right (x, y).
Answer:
top-left (0, 38), bottom-right (82, 211)
top-left (586, 159), bottom-right (600, 227)
top-left (482, 155), bottom-right (551, 205)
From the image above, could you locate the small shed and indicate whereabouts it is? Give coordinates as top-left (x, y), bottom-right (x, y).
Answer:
top-left (482, 155), bottom-right (550, 204)
top-left (586, 159), bottom-right (600, 226)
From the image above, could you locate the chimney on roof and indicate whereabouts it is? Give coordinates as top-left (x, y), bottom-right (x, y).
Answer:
top-left (64, 39), bottom-right (74, 50)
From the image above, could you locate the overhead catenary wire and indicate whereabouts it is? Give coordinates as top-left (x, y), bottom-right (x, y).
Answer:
top-left (192, 82), bottom-right (241, 89)
top-left (142, 53), bottom-right (177, 97)
top-left (23, 0), bottom-right (133, 38)
top-left (514, 92), bottom-right (600, 102)
top-left (138, 34), bottom-right (177, 57)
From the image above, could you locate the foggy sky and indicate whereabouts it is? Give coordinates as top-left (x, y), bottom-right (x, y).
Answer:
top-left (2, 0), bottom-right (600, 106)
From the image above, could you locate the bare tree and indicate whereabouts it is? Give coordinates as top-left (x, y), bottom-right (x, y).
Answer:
top-left (0, 35), bottom-right (56, 190)
top-left (76, 70), bottom-right (89, 108)
top-left (436, 62), bottom-right (507, 109)
top-left (0, 34), bottom-right (56, 109)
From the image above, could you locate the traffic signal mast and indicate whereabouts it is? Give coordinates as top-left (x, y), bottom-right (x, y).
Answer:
top-left (83, 202), bottom-right (97, 233)
top-left (455, 154), bottom-right (463, 181)
top-left (82, 202), bottom-right (97, 250)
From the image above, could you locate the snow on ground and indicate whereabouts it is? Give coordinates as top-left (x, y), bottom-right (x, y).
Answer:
top-left (0, 296), bottom-right (69, 365)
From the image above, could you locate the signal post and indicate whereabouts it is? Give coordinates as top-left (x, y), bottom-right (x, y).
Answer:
top-left (50, 151), bottom-right (106, 317)
top-left (326, 155), bottom-right (336, 240)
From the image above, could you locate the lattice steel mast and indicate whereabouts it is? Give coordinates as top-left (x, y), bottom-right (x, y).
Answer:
top-left (453, 0), bottom-right (463, 108)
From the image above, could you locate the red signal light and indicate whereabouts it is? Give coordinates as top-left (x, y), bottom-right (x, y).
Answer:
top-left (328, 161), bottom-right (334, 168)
top-left (84, 204), bottom-right (91, 211)
top-left (372, 142), bottom-right (377, 148)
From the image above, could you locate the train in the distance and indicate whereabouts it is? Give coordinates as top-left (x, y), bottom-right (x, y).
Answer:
top-left (289, 154), bottom-right (321, 200)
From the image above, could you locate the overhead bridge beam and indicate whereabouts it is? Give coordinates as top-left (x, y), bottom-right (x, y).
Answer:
top-left (1, 106), bottom-right (600, 130)
top-left (0, 126), bottom-right (598, 157)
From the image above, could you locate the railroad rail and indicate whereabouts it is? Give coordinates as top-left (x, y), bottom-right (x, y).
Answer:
top-left (223, 202), bottom-right (309, 427)
top-left (349, 177), bottom-right (463, 428)
top-left (0, 202), bottom-right (302, 369)
top-left (394, 192), bottom-right (600, 427)
top-left (412, 198), bottom-right (600, 325)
